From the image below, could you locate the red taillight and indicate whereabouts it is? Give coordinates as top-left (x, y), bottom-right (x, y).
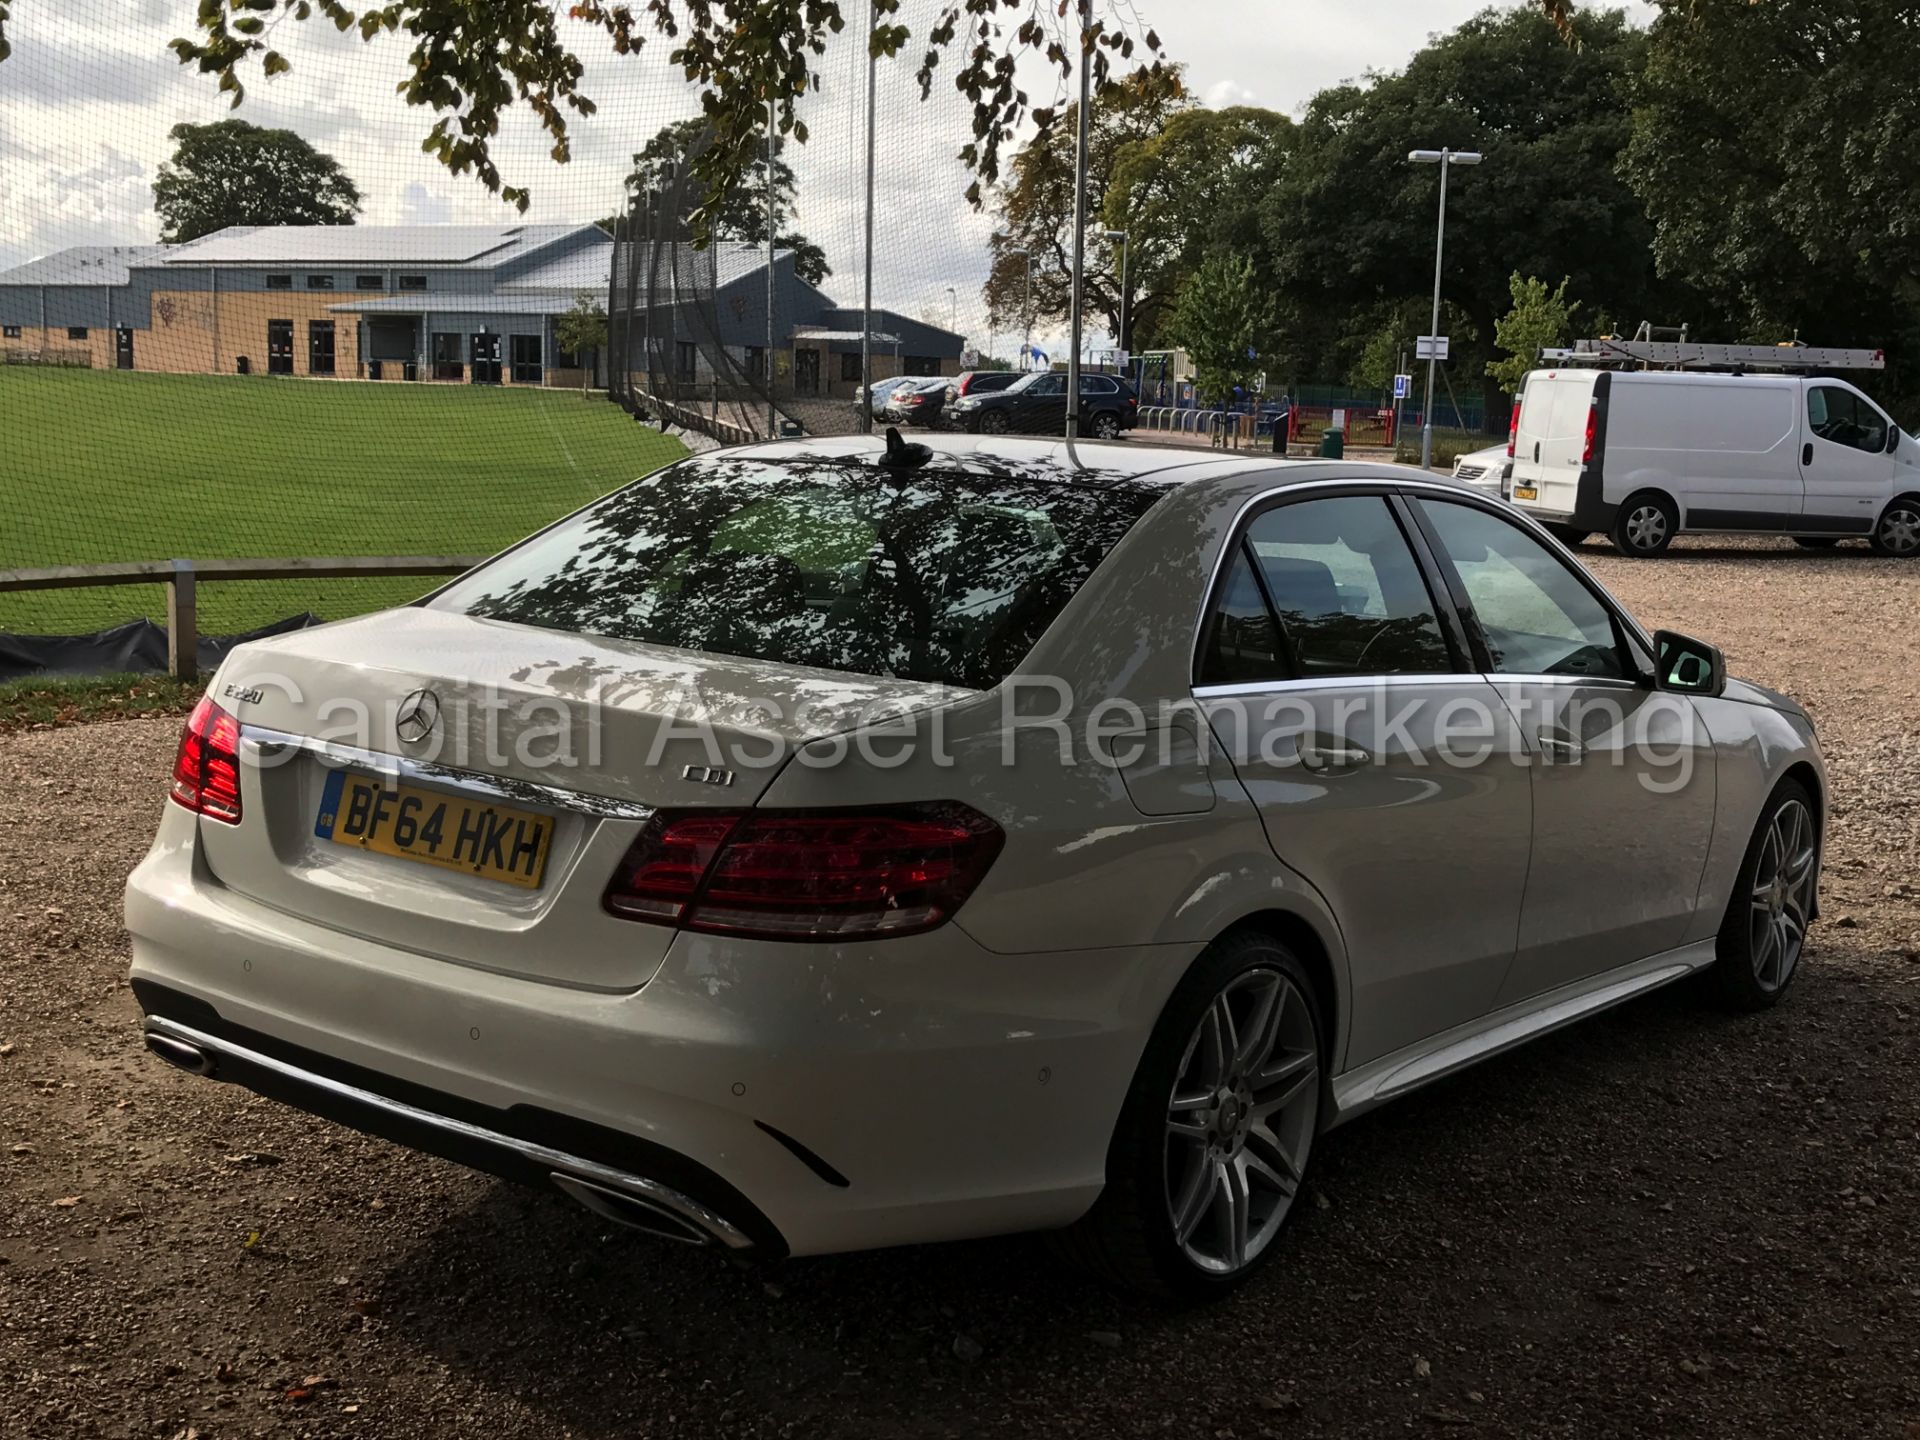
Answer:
top-left (170, 696), bottom-right (243, 824)
top-left (603, 804), bottom-right (1004, 941)
top-left (1507, 397), bottom-right (1522, 458)
top-left (1582, 401), bottom-right (1598, 465)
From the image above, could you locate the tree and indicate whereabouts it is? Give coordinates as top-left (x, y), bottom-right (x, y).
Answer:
top-left (1260, 7), bottom-right (1661, 420)
top-left (606, 119), bottom-right (830, 286)
top-left (983, 66), bottom-right (1192, 350)
top-left (151, 120), bottom-right (361, 244)
top-left (1, 2), bottom-right (1579, 220)
top-left (553, 291), bottom-right (607, 396)
top-left (1170, 254), bottom-right (1267, 408)
top-left (1487, 274), bottom-right (1581, 394)
top-left (1102, 104), bottom-right (1295, 351)
top-left (1623, 0), bottom-right (1920, 409)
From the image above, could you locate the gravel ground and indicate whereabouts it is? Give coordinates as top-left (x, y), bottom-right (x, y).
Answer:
top-left (2, 535), bottom-right (1917, 1439)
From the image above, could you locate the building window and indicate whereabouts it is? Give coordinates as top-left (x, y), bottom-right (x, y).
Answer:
top-left (840, 352), bottom-right (863, 383)
top-left (795, 347), bottom-right (820, 395)
top-left (308, 320), bottom-right (336, 375)
top-left (398, 274), bottom-right (428, 292)
top-left (307, 274), bottom-right (335, 290)
top-left (67, 326), bottom-right (89, 341)
top-left (432, 332), bottom-right (463, 381)
top-left (265, 274), bottom-right (292, 290)
top-left (904, 355), bottom-right (941, 376)
top-left (3, 325), bottom-right (20, 339)
top-left (674, 340), bottom-right (698, 383)
top-left (356, 274), bottom-right (384, 290)
top-left (744, 345), bottom-right (766, 380)
top-left (555, 340), bottom-right (581, 369)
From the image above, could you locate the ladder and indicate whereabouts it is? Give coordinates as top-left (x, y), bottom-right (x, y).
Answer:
top-left (1540, 336), bottom-right (1886, 372)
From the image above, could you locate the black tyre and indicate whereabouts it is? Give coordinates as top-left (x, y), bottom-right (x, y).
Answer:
top-left (1610, 491), bottom-right (1679, 557)
top-left (1793, 537), bottom-right (1841, 550)
top-left (1544, 523), bottom-right (1591, 546)
top-left (977, 409), bottom-right (1011, 435)
top-left (1054, 930), bottom-right (1324, 1300)
top-left (1870, 496), bottom-right (1920, 557)
top-left (1710, 780), bottom-right (1819, 1011)
top-left (1090, 410), bottom-right (1122, 439)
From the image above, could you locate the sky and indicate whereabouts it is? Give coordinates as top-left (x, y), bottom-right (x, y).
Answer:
top-left (0, 2), bottom-right (1655, 354)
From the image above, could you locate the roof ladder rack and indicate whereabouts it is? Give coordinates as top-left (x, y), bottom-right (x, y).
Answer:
top-left (1540, 337), bottom-right (1886, 373)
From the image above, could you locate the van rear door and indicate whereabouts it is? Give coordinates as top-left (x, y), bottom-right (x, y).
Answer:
top-left (1507, 371), bottom-right (1595, 522)
top-left (1796, 380), bottom-right (1893, 537)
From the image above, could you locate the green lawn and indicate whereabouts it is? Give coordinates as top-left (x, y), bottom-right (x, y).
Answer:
top-left (0, 368), bottom-right (686, 636)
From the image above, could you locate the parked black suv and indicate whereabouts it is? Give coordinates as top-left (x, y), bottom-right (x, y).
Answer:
top-left (949, 371), bottom-right (1139, 438)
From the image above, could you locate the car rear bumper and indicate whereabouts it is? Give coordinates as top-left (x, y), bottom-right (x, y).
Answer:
top-left (124, 805), bottom-right (1180, 1257)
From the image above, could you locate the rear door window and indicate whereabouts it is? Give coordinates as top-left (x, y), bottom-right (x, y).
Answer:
top-left (431, 458), bottom-right (1159, 689)
top-left (1198, 495), bottom-right (1456, 681)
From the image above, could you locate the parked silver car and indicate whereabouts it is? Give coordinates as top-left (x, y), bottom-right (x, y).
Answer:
top-left (1451, 442), bottom-right (1513, 500)
top-left (130, 435), bottom-right (1824, 1298)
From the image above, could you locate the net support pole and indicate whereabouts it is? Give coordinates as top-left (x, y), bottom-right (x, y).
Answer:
top-left (1065, 0), bottom-right (1093, 446)
top-left (860, 0), bottom-right (877, 435)
top-left (766, 99), bottom-right (778, 439)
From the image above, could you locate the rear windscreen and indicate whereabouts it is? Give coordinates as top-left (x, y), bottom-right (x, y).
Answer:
top-left (430, 457), bottom-right (1159, 688)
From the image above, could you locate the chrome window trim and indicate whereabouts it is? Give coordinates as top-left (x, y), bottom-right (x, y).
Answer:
top-left (242, 725), bottom-right (655, 821)
top-left (1192, 673), bottom-right (1480, 700)
top-left (1188, 474), bottom-right (1661, 692)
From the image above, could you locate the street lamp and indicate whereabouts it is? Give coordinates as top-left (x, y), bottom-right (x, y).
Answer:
top-left (946, 285), bottom-right (957, 337)
top-left (1408, 147), bottom-right (1483, 468)
top-left (1100, 230), bottom-right (1129, 372)
top-left (1005, 246), bottom-right (1033, 369)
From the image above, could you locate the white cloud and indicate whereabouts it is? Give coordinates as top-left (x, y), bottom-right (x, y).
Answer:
top-left (1205, 79), bottom-right (1259, 109)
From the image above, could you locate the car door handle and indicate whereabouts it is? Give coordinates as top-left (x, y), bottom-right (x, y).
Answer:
top-left (1803, 442), bottom-right (1814, 467)
top-left (1299, 741), bottom-right (1371, 772)
top-left (1536, 731), bottom-right (1583, 761)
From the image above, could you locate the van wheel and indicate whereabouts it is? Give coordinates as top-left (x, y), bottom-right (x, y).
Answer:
top-left (1610, 492), bottom-right (1678, 557)
top-left (1870, 497), bottom-right (1920, 557)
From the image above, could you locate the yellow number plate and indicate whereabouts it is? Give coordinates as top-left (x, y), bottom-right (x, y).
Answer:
top-left (1513, 485), bottom-right (1539, 501)
top-left (315, 771), bottom-right (552, 889)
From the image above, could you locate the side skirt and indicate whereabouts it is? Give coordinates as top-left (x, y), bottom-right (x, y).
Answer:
top-left (1327, 939), bottom-right (1718, 1126)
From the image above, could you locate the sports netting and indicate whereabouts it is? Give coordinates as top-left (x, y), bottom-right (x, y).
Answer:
top-left (0, 2), bottom-right (1006, 651)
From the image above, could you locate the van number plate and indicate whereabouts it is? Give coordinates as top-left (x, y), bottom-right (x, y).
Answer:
top-left (1513, 485), bottom-right (1538, 501)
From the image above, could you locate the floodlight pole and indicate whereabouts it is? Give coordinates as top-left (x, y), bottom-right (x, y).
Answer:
top-left (1066, 0), bottom-right (1093, 441)
top-left (1102, 228), bottom-right (1129, 375)
top-left (860, 0), bottom-right (877, 434)
top-left (1409, 146), bottom-right (1482, 469)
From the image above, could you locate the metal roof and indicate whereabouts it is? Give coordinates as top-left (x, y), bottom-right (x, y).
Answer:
top-left (0, 245), bottom-right (169, 286)
top-left (161, 223), bottom-right (593, 267)
top-left (329, 292), bottom-right (583, 316)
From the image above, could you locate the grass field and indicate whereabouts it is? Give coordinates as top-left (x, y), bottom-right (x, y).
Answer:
top-left (0, 368), bottom-right (686, 636)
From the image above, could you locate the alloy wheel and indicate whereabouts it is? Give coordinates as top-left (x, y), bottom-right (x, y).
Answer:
top-left (1749, 799), bottom-right (1817, 993)
top-left (1877, 505), bottom-right (1920, 556)
top-left (1164, 968), bottom-right (1319, 1275)
top-left (1624, 503), bottom-right (1669, 552)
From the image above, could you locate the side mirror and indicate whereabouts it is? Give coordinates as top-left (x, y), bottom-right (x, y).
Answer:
top-left (1653, 630), bottom-right (1727, 697)
top-left (1888, 425), bottom-right (1902, 455)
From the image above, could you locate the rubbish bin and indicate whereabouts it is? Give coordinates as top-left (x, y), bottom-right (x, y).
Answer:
top-left (1318, 427), bottom-right (1345, 460)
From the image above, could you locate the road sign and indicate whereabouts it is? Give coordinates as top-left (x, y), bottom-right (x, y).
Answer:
top-left (1393, 373), bottom-right (1412, 399)
top-left (1416, 336), bottom-right (1450, 361)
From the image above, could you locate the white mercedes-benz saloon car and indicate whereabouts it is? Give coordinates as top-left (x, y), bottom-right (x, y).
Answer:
top-left (127, 432), bottom-right (1825, 1298)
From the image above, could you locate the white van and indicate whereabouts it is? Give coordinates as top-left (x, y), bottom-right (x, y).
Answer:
top-left (1506, 368), bottom-right (1920, 557)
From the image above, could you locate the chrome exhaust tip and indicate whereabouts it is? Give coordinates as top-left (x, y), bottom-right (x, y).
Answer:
top-left (146, 1029), bottom-right (217, 1078)
top-left (549, 1172), bottom-right (714, 1247)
